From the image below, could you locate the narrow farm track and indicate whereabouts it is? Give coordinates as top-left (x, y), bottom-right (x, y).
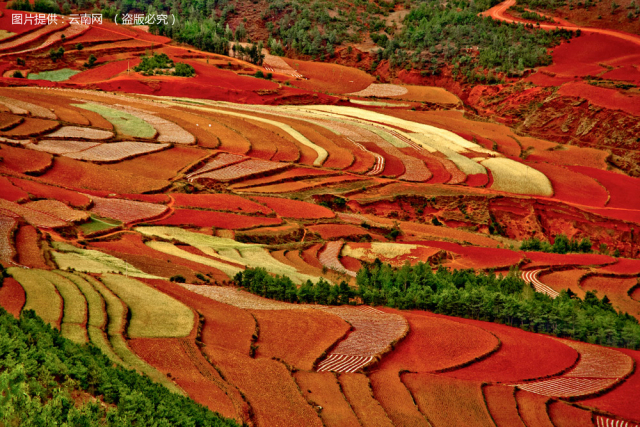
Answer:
top-left (521, 269), bottom-right (560, 298)
top-left (596, 416), bottom-right (640, 427)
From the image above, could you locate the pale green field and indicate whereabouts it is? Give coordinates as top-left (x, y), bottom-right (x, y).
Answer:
top-left (73, 103), bottom-right (156, 138)
top-left (28, 68), bottom-right (80, 82)
top-left (40, 270), bottom-right (88, 344)
top-left (8, 268), bottom-right (62, 328)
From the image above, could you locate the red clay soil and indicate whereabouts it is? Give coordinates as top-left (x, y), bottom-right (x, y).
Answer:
top-left (568, 166), bottom-right (640, 210)
top-left (418, 241), bottom-right (523, 270)
top-left (229, 167), bottom-right (336, 189)
top-left (558, 82), bottom-right (640, 117)
top-left (0, 176), bottom-right (28, 202)
top-left (171, 193), bottom-right (271, 214)
top-left (155, 208), bottom-right (282, 229)
top-left (0, 118), bottom-right (58, 138)
top-left (483, 385), bottom-right (526, 427)
top-left (376, 309), bottom-right (498, 373)
top-left (581, 276), bottom-right (640, 320)
top-left (70, 59), bottom-right (141, 84)
top-left (527, 162), bottom-right (609, 207)
top-left (362, 140), bottom-right (405, 178)
top-left (106, 146), bottom-right (205, 182)
top-left (0, 277), bottom-right (25, 318)
top-left (15, 225), bottom-right (47, 269)
top-left (0, 9), bottom-right (42, 35)
top-left (522, 252), bottom-right (615, 269)
top-left (91, 234), bottom-right (228, 282)
top-left (583, 207), bottom-right (640, 224)
top-left (308, 224), bottom-right (380, 240)
top-left (251, 309), bottom-right (350, 371)
top-left (282, 58), bottom-right (375, 94)
top-left (251, 196), bottom-right (334, 219)
top-left (465, 173), bottom-right (488, 187)
top-left (41, 157), bottom-right (169, 193)
top-left (176, 245), bottom-right (245, 271)
top-left (339, 373), bottom-right (395, 427)
top-left (205, 348), bottom-right (324, 427)
top-left (0, 145), bottom-right (52, 175)
top-left (302, 244), bottom-right (325, 269)
top-left (369, 370), bottom-right (430, 427)
top-left (144, 279), bottom-right (255, 356)
top-left (582, 348), bottom-right (640, 422)
top-left (516, 390), bottom-right (554, 427)
top-left (128, 337), bottom-right (245, 422)
top-left (63, 26), bottom-right (131, 45)
top-left (547, 401), bottom-right (594, 427)
top-left (116, 193), bottom-right (170, 204)
top-left (439, 316), bottom-right (579, 383)
top-left (294, 371), bottom-right (362, 427)
top-left (539, 269), bottom-right (588, 298)
top-left (527, 145), bottom-right (609, 170)
top-left (602, 65), bottom-right (640, 84)
top-left (407, 150), bottom-right (451, 184)
top-left (10, 177), bottom-right (91, 208)
top-left (340, 256), bottom-right (362, 272)
top-left (208, 114), bottom-right (277, 161)
top-left (598, 258), bottom-right (640, 274)
top-left (240, 174), bottom-right (364, 194)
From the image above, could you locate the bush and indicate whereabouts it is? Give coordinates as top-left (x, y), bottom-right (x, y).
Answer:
top-left (12, 71), bottom-right (24, 78)
top-left (76, 43), bottom-right (84, 51)
top-left (49, 47), bottom-right (65, 62)
top-left (254, 70), bottom-right (265, 78)
top-left (83, 54), bottom-right (97, 69)
top-left (173, 62), bottom-right (195, 77)
top-left (170, 275), bottom-right (186, 283)
top-left (16, 58), bottom-right (25, 66)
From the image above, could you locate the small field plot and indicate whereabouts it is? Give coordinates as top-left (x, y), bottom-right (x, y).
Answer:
top-left (24, 200), bottom-right (89, 223)
top-left (0, 198), bottom-right (67, 228)
top-left (515, 390), bottom-right (554, 427)
top-left (0, 278), bottom-right (25, 318)
top-left (295, 371), bottom-right (361, 427)
top-left (369, 370), bottom-right (431, 427)
top-left (527, 162), bottom-right (608, 207)
top-left (339, 373), bottom-right (395, 427)
top-left (15, 226), bottom-right (47, 269)
top-left (170, 193), bottom-right (271, 214)
top-left (65, 141), bottom-right (170, 162)
top-left (483, 385), bottom-right (525, 427)
top-left (0, 215), bottom-right (17, 266)
top-left (78, 215), bottom-right (122, 236)
top-left (403, 373), bottom-right (495, 427)
top-left (251, 196), bottom-right (334, 219)
top-left (569, 166), bottom-right (640, 210)
top-left (193, 159), bottom-right (291, 183)
top-left (0, 176), bottom-right (28, 202)
top-left (547, 401), bottom-right (594, 427)
top-left (155, 209), bottom-right (281, 229)
top-left (0, 144), bottom-right (53, 175)
top-left (38, 270), bottom-right (88, 344)
top-left (481, 157), bottom-right (553, 196)
top-left (100, 274), bottom-right (193, 338)
top-left (27, 69), bottom-right (80, 82)
top-left (0, 118), bottom-right (59, 138)
top-left (45, 126), bottom-right (114, 140)
top-left (10, 177), bottom-right (90, 208)
top-left (73, 103), bottom-right (156, 138)
top-left (0, 95), bottom-right (57, 119)
top-left (7, 267), bottom-right (62, 328)
top-left (537, 269), bottom-right (587, 298)
top-left (89, 195), bottom-right (167, 223)
top-left (581, 276), bottom-right (640, 320)
top-left (28, 139), bottom-right (100, 155)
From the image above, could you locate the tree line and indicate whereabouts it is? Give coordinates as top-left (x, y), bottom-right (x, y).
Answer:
top-left (234, 261), bottom-right (640, 349)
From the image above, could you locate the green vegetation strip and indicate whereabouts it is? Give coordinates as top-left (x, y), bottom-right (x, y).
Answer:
top-left (0, 309), bottom-right (238, 426)
top-left (39, 270), bottom-right (88, 344)
top-left (73, 103), bottom-right (156, 138)
top-left (100, 274), bottom-right (194, 339)
top-left (7, 267), bottom-right (62, 328)
top-left (78, 215), bottom-right (122, 235)
top-left (236, 263), bottom-right (640, 349)
top-left (28, 68), bottom-right (80, 82)
top-left (145, 241), bottom-right (243, 277)
top-left (56, 271), bottom-right (106, 329)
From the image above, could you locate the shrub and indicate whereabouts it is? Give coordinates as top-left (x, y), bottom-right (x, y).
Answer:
top-left (12, 71), bottom-right (24, 78)
top-left (76, 43), bottom-right (84, 50)
top-left (173, 62), bottom-right (195, 77)
top-left (170, 275), bottom-right (186, 283)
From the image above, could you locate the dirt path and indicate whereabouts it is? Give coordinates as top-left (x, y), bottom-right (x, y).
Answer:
top-left (483, 0), bottom-right (640, 46)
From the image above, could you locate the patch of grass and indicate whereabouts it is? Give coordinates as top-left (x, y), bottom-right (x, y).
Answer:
top-left (40, 270), bottom-right (87, 344)
top-left (27, 68), bottom-right (80, 82)
top-left (73, 103), bottom-right (156, 138)
top-left (0, 30), bottom-right (16, 40)
top-left (100, 274), bottom-right (194, 339)
top-left (56, 271), bottom-right (106, 329)
top-left (77, 215), bottom-right (122, 235)
top-left (7, 267), bottom-right (62, 327)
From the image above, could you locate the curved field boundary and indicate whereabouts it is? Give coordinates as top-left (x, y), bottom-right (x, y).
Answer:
top-left (89, 195), bottom-right (168, 223)
top-left (7, 267), bottom-right (62, 328)
top-left (0, 22), bottom-right (68, 54)
top-left (596, 416), bottom-right (640, 427)
top-left (65, 141), bottom-right (170, 163)
top-left (73, 103), bottom-right (156, 138)
top-left (7, 24), bottom-right (88, 57)
top-left (347, 83), bottom-right (408, 97)
top-left (317, 355), bottom-right (374, 373)
top-left (319, 241), bottom-right (357, 277)
top-left (483, 385), bottom-right (526, 427)
top-left (45, 126), bottom-right (114, 140)
top-left (193, 158), bottom-right (291, 183)
top-left (339, 373), bottom-right (395, 427)
top-left (186, 152), bottom-right (247, 180)
top-left (515, 390), bottom-right (555, 427)
top-left (348, 138), bottom-right (384, 175)
top-left (0, 214), bottom-right (17, 266)
top-left (24, 200), bottom-right (89, 223)
top-left (521, 270), bottom-right (560, 298)
top-left (28, 139), bottom-right (101, 154)
top-left (112, 104), bottom-right (195, 144)
top-left (369, 370), bottom-right (431, 427)
top-left (162, 101), bottom-right (328, 166)
top-left (480, 157), bottom-right (553, 197)
top-left (0, 95), bottom-right (57, 119)
top-left (145, 241), bottom-right (243, 278)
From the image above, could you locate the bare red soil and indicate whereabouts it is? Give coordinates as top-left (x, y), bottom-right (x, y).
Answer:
top-left (0, 144), bottom-right (52, 175)
top-left (155, 208), bottom-right (282, 229)
top-left (308, 224), bottom-right (382, 240)
top-left (70, 59), bottom-right (140, 84)
top-left (522, 252), bottom-right (614, 269)
top-left (0, 176), bottom-right (28, 202)
top-left (483, 385), bottom-right (525, 427)
top-left (15, 225), bottom-right (47, 269)
top-left (376, 309), bottom-right (499, 373)
top-left (251, 196), bottom-right (334, 219)
top-left (440, 316), bottom-right (579, 382)
top-left (340, 255), bottom-right (362, 272)
top-left (598, 258), bottom-right (640, 274)
top-left (0, 277), bottom-right (25, 318)
top-left (558, 83), bottom-right (640, 116)
top-left (527, 162), bottom-right (609, 207)
top-left (369, 370), bottom-right (430, 427)
top-left (548, 401), bottom-right (595, 427)
top-left (251, 309), bottom-right (349, 371)
top-left (539, 270), bottom-right (588, 298)
top-left (229, 167), bottom-right (336, 190)
top-left (281, 58), bottom-right (375, 94)
top-left (418, 241), bottom-right (523, 270)
top-left (10, 177), bottom-right (90, 207)
top-left (581, 276), bottom-right (640, 320)
top-left (583, 207), bottom-right (640, 224)
top-left (516, 390), bottom-right (555, 427)
top-left (171, 193), bottom-right (271, 215)
top-left (568, 166), bottom-right (640, 210)
top-left (339, 373), bottom-right (395, 427)
top-left (295, 371), bottom-right (362, 427)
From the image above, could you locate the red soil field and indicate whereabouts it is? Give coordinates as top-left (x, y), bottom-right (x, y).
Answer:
top-left (547, 401), bottom-right (595, 427)
top-left (41, 156), bottom-right (169, 193)
top-left (558, 82), bottom-right (640, 117)
top-left (402, 373), bottom-right (495, 427)
top-left (302, 244), bottom-right (325, 269)
top-left (0, 118), bottom-right (58, 137)
top-left (0, 9), bottom-right (42, 35)
top-left (70, 59), bottom-right (141, 84)
top-left (568, 166), bottom-right (640, 210)
top-left (465, 173), bottom-right (488, 187)
top-left (527, 162), bottom-right (609, 207)
top-left (602, 65), bottom-right (640, 84)
top-left (483, 385), bottom-right (526, 427)
top-left (92, 234), bottom-right (228, 282)
top-left (0, 112), bottom-right (22, 130)
top-left (128, 337), bottom-right (245, 422)
top-left (372, 218), bottom-right (499, 247)
top-left (598, 258), bottom-right (640, 274)
top-left (0, 277), bottom-right (25, 318)
top-left (107, 146), bottom-right (205, 182)
top-left (64, 26), bottom-right (130, 46)
top-left (240, 174), bottom-right (364, 194)
top-left (516, 390), bottom-right (555, 427)
top-left (282, 58), bottom-right (375, 94)
top-left (0, 176), bottom-right (28, 202)
top-left (376, 309), bottom-right (498, 373)
top-left (539, 269), bottom-right (588, 298)
top-left (362, 140), bottom-right (405, 178)
top-left (205, 348), bottom-right (323, 427)
top-left (10, 178), bottom-right (90, 208)
top-left (522, 252), bottom-right (614, 269)
top-left (527, 145), bottom-right (609, 170)
top-left (294, 371), bottom-right (361, 427)
top-left (308, 224), bottom-right (379, 240)
top-left (145, 279), bottom-right (255, 355)
top-left (581, 276), bottom-right (640, 320)
top-left (176, 245), bottom-right (245, 271)
top-left (251, 196), bottom-right (334, 219)
top-left (114, 193), bottom-right (170, 204)
top-left (284, 249), bottom-right (325, 277)
top-left (229, 167), bottom-right (336, 190)
top-left (171, 193), bottom-right (271, 214)
top-left (408, 151), bottom-right (451, 184)
top-left (15, 225), bottom-right (47, 269)
top-left (439, 316), bottom-right (579, 382)
top-left (210, 115), bottom-right (277, 161)
top-left (339, 373), bottom-right (395, 427)
top-left (251, 309), bottom-right (349, 371)
top-left (582, 348), bottom-right (640, 422)
top-left (340, 256), bottom-right (362, 272)
top-left (525, 71), bottom-right (579, 87)
top-left (0, 144), bottom-right (52, 175)
top-left (417, 241), bottom-right (523, 270)
top-left (583, 207), bottom-right (640, 224)
top-left (369, 370), bottom-right (430, 427)
top-left (155, 208), bottom-right (281, 230)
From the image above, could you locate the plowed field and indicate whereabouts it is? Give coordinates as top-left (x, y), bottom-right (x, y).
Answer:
top-left (156, 209), bottom-right (282, 229)
top-left (251, 196), bottom-right (334, 219)
top-left (171, 193), bottom-right (272, 214)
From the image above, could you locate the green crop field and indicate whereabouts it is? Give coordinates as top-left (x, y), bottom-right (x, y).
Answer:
top-left (73, 103), bottom-right (156, 138)
top-left (28, 68), bottom-right (80, 82)
top-left (7, 268), bottom-right (62, 328)
top-left (77, 215), bottom-right (122, 235)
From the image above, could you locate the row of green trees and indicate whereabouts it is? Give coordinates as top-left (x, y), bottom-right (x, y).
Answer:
top-left (235, 261), bottom-right (640, 349)
top-left (521, 234), bottom-right (593, 254)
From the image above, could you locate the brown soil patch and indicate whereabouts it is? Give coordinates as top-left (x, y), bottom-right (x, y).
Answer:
top-left (0, 277), bottom-right (25, 318)
top-left (15, 225), bottom-right (47, 269)
top-left (295, 371), bottom-right (361, 427)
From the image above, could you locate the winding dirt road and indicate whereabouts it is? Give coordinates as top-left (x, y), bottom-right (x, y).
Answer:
top-left (483, 0), bottom-right (640, 46)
